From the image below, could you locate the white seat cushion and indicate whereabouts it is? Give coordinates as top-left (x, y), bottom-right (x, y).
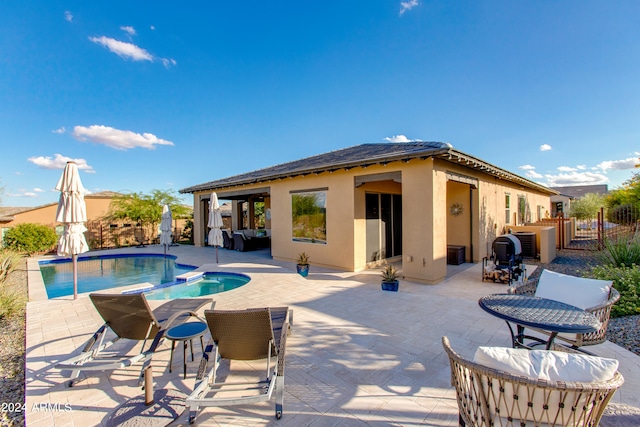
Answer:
top-left (474, 346), bottom-right (619, 383)
top-left (535, 269), bottom-right (612, 309)
top-left (473, 346), bottom-right (619, 425)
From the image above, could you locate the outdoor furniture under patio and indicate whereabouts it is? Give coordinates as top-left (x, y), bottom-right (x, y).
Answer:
top-left (55, 293), bottom-right (212, 387)
top-left (233, 231), bottom-right (258, 251)
top-left (508, 269), bottom-right (620, 350)
top-left (186, 307), bottom-right (291, 424)
top-left (442, 336), bottom-right (624, 427)
top-left (222, 229), bottom-right (234, 250)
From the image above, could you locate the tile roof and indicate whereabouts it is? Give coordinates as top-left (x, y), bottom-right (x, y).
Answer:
top-left (180, 141), bottom-right (556, 195)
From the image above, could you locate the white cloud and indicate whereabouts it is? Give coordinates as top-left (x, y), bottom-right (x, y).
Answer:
top-left (576, 165), bottom-right (587, 170)
top-left (597, 157), bottom-right (640, 171)
top-left (64, 11), bottom-right (73, 22)
top-left (120, 26), bottom-right (136, 36)
top-left (557, 166), bottom-right (575, 172)
top-left (544, 171), bottom-right (609, 187)
top-left (539, 144), bottom-right (552, 151)
top-left (33, 188), bottom-right (45, 193)
top-left (384, 135), bottom-right (414, 142)
top-left (399, 0), bottom-right (419, 16)
top-left (72, 125), bottom-right (174, 150)
top-left (160, 57), bottom-right (177, 68)
top-left (27, 154), bottom-right (95, 173)
top-left (52, 126), bottom-right (66, 134)
top-left (525, 170), bottom-right (543, 179)
top-left (88, 36), bottom-right (153, 61)
top-left (518, 164), bottom-right (535, 171)
top-left (150, 25), bottom-right (156, 31)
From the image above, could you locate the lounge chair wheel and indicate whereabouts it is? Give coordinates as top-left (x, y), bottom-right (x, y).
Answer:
top-left (189, 415), bottom-right (196, 424)
top-left (276, 411), bottom-right (282, 419)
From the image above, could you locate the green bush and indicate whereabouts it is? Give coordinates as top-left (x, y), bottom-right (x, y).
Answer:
top-left (588, 264), bottom-right (640, 317)
top-left (596, 233), bottom-right (640, 268)
top-left (0, 250), bottom-right (23, 282)
top-left (3, 223), bottom-right (58, 255)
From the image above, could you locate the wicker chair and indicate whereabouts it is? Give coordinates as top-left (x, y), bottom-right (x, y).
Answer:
top-left (442, 336), bottom-right (624, 427)
top-left (508, 272), bottom-right (620, 349)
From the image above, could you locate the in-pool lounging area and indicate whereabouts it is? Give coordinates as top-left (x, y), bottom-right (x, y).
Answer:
top-left (143, 271), bottom-right (251, 299)
top-left (39, 253), bottom-right (196, 298)
top-left (25, 245), bottom-right (640, 426)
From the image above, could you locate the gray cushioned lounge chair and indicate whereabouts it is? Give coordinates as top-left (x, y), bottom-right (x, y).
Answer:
top-left (186, 307), bottom-right (291, 424)
top-left (55, 293), bottom-right (213, 387)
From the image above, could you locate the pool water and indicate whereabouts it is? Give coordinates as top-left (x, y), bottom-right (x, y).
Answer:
top-left (144, 273), bottom-right (251, 300)
top-left (39, 254), bottom-right (196, 299)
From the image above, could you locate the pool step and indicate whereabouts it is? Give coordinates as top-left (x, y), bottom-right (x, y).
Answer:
top-left (175, 271), bottom-right (204, 282)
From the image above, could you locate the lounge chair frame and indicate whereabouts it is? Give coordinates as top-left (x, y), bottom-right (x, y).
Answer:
top-left (55, 293), bottom-right (212, 387)
top-left (186, 307), bottom-right (290, 424)
top-left (442, 336), bottom-right (624, 427)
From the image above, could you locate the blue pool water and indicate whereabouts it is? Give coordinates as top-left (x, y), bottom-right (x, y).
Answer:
top-left (144, 272), bottom-right (251, 300)
top-left (39, 254), bottom-right (196, 299)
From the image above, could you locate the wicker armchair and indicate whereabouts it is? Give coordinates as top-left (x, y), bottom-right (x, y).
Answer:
top-left (508, 273), bottom-right (620, 348)
top-left (442, 336), bottom-right (624, 427)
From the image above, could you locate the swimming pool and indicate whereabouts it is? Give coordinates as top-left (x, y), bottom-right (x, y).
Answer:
top-left (143, 272), bottom-right (251, 300)
top-left (39, 254), bottom-right (196, 299)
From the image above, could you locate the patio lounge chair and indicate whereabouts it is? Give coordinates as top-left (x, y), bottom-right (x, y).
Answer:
top-left (186, 307), bottom-right (291, 424)
top-left (222, 230), bottom-right (234, 250)
top-left (55, 293), bottom-right (213, 387)
top-left (442, 336), bottom-right (624, 427)
top-left (508, 269), bottom-right (620, 349)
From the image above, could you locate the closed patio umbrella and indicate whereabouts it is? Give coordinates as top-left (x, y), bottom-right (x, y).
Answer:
top-left (55, 161), bottom-right (89, 300)
top-left (160, 204), bottom-right (173, 256)
top-left (207, 192), bottom-right (224, 263)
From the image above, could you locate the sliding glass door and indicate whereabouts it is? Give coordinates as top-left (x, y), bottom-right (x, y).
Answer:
top-left (365, 193), bottom-right (402, 263)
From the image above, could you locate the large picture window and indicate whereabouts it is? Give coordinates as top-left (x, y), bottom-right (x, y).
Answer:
top-left (291, 189), bottom-right (327, 244)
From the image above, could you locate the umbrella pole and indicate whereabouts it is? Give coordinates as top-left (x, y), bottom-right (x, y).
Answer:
top-left (73, 254), bottom-right (78, 300)
top-left (216, 246), bottom-right (219, 263)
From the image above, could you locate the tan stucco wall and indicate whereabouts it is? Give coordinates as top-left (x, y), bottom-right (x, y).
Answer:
top-left (190, 157), bottom-right (554, 284)
top-left (2, 197), bottom-right (113, 227)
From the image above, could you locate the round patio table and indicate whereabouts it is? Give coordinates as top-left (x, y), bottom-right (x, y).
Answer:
top-left (478, 293), bottom-right (601, 352)
top-left (165, 321), bottom-right (207, 379)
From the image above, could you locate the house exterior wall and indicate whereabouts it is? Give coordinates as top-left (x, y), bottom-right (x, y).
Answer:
top-left (1, 197), bottom-right (113, 227)
top-left (190, 157), bottom-right (554, 284)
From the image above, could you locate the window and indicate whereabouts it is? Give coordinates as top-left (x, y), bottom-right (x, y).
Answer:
top-left (518, 195), bottom-right (527, 224)
top-left (505, 194), bottom-right (511, 224)
top-left (291, 189), bottom-right (327, 244)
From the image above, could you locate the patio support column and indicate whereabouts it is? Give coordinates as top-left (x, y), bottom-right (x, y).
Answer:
top-left (402, 159), bottom-right (447, 284)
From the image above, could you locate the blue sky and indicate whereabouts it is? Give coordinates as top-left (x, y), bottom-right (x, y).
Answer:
top-left (1, 1), bottom-right (639, 207)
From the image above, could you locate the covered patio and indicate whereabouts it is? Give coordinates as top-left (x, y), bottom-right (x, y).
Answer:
top-left (25, 245), bottom-right (640, 426)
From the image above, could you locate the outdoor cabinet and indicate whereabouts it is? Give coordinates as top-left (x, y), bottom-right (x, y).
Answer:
top-left (447, 245), bottom-right (465, 265)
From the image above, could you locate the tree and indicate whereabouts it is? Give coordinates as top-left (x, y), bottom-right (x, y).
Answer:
top-left (569, 193), bottom-right (606, 230)
top-left (106, 190), bottom-right (192, 242)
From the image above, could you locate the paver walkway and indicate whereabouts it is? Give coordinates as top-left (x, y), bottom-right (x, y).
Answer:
top-left (25, 245), bottom-right (640, 426)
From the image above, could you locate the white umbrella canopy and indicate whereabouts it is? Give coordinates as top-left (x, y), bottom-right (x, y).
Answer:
top-left (55, 161), bottom-right (89, 299)
top-left (207, 192), bottom-right (224, 263)
top-left (160, 204), bottom-right (173, 255)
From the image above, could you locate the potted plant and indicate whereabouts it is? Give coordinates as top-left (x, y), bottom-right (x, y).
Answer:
top-left (381, 264), bottom-right (399, 291)
top-left (296, 252), bottom-right (310, 277)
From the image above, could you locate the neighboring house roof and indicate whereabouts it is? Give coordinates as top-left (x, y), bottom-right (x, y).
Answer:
top-left (180, 141), bottom-right (557, 195)
top-left (550, 185), bottom-right (609, 199)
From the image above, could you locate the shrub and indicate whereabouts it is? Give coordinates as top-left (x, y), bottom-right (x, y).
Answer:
top-left (595, 233), bottom-right (640, 268)
top-left (3, 223), bottom-right (58, 255)
top-left (588, 264), bottom-right (640, 317)
top-left (0, 250), bottom-right (23, 282)
top-left (0, 288), bottom-right (25, 320)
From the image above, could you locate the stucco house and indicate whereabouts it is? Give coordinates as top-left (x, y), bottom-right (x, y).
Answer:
top-left (180, 141), bottom-right (557, 284)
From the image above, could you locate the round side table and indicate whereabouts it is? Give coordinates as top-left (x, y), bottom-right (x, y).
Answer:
top-left (165, 321), bottom-right (207, 379)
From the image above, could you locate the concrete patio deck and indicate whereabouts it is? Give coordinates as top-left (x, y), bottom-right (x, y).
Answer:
top-left (25, 245), bottom-right (640, 426)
